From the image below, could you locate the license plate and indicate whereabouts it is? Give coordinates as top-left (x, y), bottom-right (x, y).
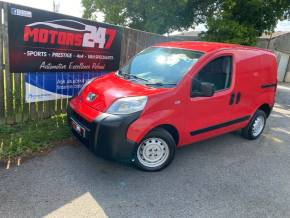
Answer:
top-left (71, 119), bottom-right (86, 137)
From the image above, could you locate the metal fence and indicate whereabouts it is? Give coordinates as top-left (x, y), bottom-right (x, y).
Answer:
top-left (0, 1), bottom-right (175, 124)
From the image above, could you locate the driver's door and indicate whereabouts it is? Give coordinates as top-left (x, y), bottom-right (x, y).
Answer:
top-left (185, 55), bottom-right (243, 143)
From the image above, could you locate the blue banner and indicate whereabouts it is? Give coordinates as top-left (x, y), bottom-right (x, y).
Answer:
top-left (25, 72), bottom-right (108, 102)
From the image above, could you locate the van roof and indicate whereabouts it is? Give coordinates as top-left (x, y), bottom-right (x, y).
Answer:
top-left (155, 41), bottom-right (272, 54)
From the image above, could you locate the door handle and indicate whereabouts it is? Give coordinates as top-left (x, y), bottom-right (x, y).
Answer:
top-left (236, 92), bottom-right (241, 104)
top-left (229, 93), bottom-right (235, 105)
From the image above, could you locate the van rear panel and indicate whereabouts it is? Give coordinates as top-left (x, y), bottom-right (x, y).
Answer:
top-left (234, 50), bottom-right (277, 115)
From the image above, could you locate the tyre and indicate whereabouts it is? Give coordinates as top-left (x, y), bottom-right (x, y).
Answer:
top-left (241, 109), bottom-right (267, 140)
top-left (134, 128), bottom-right (176, 171)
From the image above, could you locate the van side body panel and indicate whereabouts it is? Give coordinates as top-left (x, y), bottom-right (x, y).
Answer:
top-left (127, 48), bottom-right (277, 147)
top-left (234, 50), bottom-right (277, 117)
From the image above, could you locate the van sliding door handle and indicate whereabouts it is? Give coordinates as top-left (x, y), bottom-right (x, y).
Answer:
top-left (236, 92), bottom-right (241, 104)
top-left (229, 93), bottom-right (235, 105)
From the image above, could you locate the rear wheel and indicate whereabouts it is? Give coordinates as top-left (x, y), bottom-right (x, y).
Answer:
top-left (241, 110), bottom-right (266, 140)
top-left (134, 128), bottom-right (176, 171)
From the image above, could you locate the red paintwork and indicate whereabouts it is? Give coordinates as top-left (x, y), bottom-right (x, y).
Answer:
top-left (77, 73), bottom-right (170, 114)
top-left (70, 41), bottom-right (277, 147)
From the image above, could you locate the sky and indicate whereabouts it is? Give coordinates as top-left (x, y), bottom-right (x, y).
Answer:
top-left (3, 0), bottom-right (105, 21)
top-left (3, 0), bottom-right (290, 32)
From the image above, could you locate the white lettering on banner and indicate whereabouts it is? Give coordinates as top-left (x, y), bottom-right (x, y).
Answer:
top-left (26, 51), bottom-right (47, 57)
top-left (11, 8), bottom-right (32, 18)
top-left (51, 52), bottom-right (73, 58)
top-left (57, 79), bottom-right (65, 85)
top-left (88, 54), bottom-right (114, 60)
top-left (69, 62), bottom-right (91, 70)
top-left (92, 63), bottom-right (105, 70)
top-left (83, 26), bottom-right (106, 48)
top-left (39, 61), bottom-right (67, 70)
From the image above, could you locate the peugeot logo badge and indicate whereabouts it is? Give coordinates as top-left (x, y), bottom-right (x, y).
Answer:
top-left (86, 92), bottom-right (97, 102)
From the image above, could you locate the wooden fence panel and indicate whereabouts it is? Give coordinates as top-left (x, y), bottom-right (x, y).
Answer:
top-left (20, 73), bottom-right (29, 122)
top-left (13, 73), bottom-right (22, 123)
top-left (2, 3), bottom-right (14, 124)
top-left (0, 3), bottom-right (4, 124)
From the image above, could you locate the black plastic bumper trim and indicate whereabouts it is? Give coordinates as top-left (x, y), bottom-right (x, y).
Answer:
top-left (190, 115), bottom-right (251, 136)
top-left (261, 83), bottom-right (277, 88)
top-left (67, 105), bottom-right (141, 162)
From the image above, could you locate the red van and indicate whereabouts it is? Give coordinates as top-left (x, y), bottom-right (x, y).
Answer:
top-left (68, 41), bottom-right (277, 171)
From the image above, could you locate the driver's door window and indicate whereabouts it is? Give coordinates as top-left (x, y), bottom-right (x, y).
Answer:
top-left (192, 56), bottom-right (232, 93)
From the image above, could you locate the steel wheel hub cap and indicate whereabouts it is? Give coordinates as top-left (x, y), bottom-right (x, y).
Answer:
top-left (137, 137), bottom-right (169, 168)
top-left (252, 115), bottom-right (265, 137)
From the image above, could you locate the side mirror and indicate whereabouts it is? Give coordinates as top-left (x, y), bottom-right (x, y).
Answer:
top-left (191, 81), bottom-right (215, 97)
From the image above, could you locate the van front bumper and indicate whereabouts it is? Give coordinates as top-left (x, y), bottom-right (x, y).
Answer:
top-left (67, 105), bottom-right (140, 162)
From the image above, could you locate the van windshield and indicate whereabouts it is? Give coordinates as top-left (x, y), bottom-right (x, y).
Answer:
top-left (117, 47), bottom-right (204, 87)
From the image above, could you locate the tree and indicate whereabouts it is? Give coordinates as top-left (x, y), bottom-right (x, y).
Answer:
top-left (201, 0), bottom-right (290, 45)
top-left (82, 0), bottom-right (219, 34)
top-left (82, 0), bottom-right (290, 45)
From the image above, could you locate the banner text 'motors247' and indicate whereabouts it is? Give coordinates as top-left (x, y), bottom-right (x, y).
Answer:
top-left (8, 4), bottom-right (122, 73)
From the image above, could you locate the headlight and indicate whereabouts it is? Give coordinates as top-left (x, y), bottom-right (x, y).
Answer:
top-left (78, 78), bottom-right (95, 96)
top-left (107, 96), bottom-right (147, 115)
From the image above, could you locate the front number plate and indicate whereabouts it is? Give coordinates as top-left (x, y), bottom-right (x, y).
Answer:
top-left (71, 119), bottom-right (86, 138)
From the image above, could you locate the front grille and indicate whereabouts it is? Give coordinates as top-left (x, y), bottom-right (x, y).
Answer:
top-left (68, 106), bottom-right (98, 153)
top-left (70, 108), bottom-right (93, 130)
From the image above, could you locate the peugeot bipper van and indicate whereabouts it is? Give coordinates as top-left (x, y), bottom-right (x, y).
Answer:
top-left (68, 41), bottom-right (277, 171)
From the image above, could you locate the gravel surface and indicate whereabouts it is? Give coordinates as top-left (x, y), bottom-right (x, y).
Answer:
top-left (1, 84), bottom-right (290, 218)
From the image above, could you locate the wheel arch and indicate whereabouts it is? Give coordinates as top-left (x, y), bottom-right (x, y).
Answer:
top-left (257, 103), bottom-right (272, 118)
top-left (152, 124), bottom-right (179, 146)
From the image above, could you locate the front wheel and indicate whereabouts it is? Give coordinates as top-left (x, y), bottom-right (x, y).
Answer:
top-left (134, 128), bottom-right (176, 171)
top-left (241, 110), bottom-right (267, 140)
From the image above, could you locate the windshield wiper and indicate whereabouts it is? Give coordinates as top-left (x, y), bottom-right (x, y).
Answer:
top-left (118, 70), bottom-right (149, 82)
top-left (145, 82), bottom-right (176, 87)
